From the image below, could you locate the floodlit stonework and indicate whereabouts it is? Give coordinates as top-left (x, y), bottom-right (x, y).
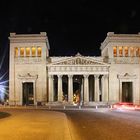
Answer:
top-left (9, 32), bottom-right (140, 106)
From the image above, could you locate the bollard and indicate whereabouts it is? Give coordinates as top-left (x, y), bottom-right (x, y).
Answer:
top-left (79, 106), bottom-right (81, 109)
top-left (96, 105), bottom-right (98, 109)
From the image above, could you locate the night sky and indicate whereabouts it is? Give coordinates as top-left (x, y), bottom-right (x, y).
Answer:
top-left (0, 0), bottom-right (140, 74)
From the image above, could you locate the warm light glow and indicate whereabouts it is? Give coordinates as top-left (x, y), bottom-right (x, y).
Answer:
top-left (130, 47), bottom-right (134, 57)
top-left (37, 47), bottom-right (42, 57)
top-left (119, 47), bottom-right (122, 57)
top-left (113, 47), bottom-right (117, 57)
top-left (26, 48), bottom-right (30, 57)
top-left (136, 47), bottom-right (139, 57)
top-left (15, 47), bottom-right (18, 57)
top-left (20, 48), bottom-right (24, 57)
top-left (124, 47), bottom-right (128, 56)
top-left (32, 47), bottom-right (36, 57)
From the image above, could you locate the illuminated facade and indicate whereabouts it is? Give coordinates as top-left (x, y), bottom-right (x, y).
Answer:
top-left (9, 32), bottom-right (140, 105)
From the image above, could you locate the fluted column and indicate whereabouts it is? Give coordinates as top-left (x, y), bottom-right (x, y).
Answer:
top-left (84, 75), bottom-right (89, 102)
top-left (68, 75), bottom-right (73, 103)
top-left (101, 75), bottom-right (109, 102)
top-left (57, 75), bottom-right (63, 102)
top-left (94, 75), bottom-right (100, 102)
top-left (48, 75), bottom-right (54, 102)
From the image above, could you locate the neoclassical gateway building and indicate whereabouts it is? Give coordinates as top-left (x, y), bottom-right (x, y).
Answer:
top-left (9, 32), bottom-right (140, 106)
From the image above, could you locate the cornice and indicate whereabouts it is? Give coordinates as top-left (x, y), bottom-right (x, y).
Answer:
top-left (9, 32), bottom-right (48, 43)
top-left (100, 32), bottom-right (140, 50)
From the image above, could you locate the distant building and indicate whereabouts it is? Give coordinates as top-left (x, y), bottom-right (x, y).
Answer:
top-left (9, 32), bottom-right (140, 106)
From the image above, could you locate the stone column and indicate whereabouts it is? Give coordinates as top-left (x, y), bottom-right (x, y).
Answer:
top-left (29, 48), bottom-right (31, 56)
top-left (68, 75), bottom-right (73, 103)
top-left (24, 47), bottom-right (25, 57)
top-left (122, 46), bottom-right (125, 57)
top-left (36, 47), bottom-right (38, 57)
top-left (84, 75), bottom-right (89, 102)
top-left (128, 47), bottom-right (130, 57)
top-left (101, 75), bottom-right (109, 102)
top-left (57, 75), bottom-right (63, 102)
top-left (117, 47), bottom-right (119, 57)
top-left (48, 75), bottom-right (54, 102)
top-left (18, 48), bottom-right (20, 57)
top-left (134, 47), bottom-right (136, 57)
top-left (94, 75), bottom-right (100, 102)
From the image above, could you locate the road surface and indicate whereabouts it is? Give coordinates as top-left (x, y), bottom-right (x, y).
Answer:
top-left (0, 107), bottom-right (140, 140)
top-left (63, 109), bottom-right (140, 140)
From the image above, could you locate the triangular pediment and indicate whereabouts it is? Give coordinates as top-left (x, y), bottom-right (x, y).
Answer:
top-left (49, 56), bottom-right (108, 66)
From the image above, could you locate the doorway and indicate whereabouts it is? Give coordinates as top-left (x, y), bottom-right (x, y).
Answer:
top-left (73, 75), bottom-right (83, 105)
top-left (22, 82), bottom-right (34, 105)
top-left (122, 82), bottom-right (133, 102)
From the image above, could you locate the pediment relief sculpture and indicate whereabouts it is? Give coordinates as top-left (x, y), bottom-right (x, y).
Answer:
top-left (51, 57), bottom-right (107, 66)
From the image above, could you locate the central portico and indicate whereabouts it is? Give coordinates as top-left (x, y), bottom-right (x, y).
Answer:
top-left (47, 53), bottom-right (109, 105)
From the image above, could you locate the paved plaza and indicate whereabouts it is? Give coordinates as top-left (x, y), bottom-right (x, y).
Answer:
top-left (0, 107), bottom-right (140, 140)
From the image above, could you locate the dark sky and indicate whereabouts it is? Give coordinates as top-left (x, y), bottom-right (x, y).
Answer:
top-left (0, 0), bottom-right (140, 73)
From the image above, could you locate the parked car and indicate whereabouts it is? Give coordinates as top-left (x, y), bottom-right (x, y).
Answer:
top-left (112, 102), bottom-right (136, 110)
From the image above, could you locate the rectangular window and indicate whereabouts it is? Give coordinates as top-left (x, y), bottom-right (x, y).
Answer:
top-left (124, 47), bottom-right (128, 57)
top-left (20, 48), bottom-right (24, 57)
top-left (113, 47), bottom-right (117, 57)
top-left (130, 47), bottom-right (134, 57)
top-left (32, 47), bottom-right (36, 57)
top-left (26, 48), bottom-right (30, 57)
top-left (119, 47), bottom-right (122, 57)
top-left (15, 47), bottom-right (18, 57)
top-left (37, 47), bottom-right (42, 57)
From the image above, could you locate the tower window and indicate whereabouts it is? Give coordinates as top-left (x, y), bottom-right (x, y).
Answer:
top-left (130, 47), bottom-right (134, 57)
top-left (113, 47), bottom-right (117, 57)
top-left (26, 48), bottom-right (30, 57)
top-left (15, 47), bottom-right (18, 57)
top-left (124, 47), bottom-right (128, 57)
top-left (32, 47), bottom-right (36, 57)
top-left (119, 47), bottom-right (122, 57)
top-left (20, 48), bottom-right (24, 57)
top-left (37, 47), bottom-right (42, 57)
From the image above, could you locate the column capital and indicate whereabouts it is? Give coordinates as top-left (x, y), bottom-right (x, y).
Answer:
top-left (83, 74), bottom-right (89, 78)
top-left (68, 75), bottom-right (73, 78)
top-left (94, 75), bottom-right (99, 79)
top-left (57, 75), bottom-right (63, 78)
top-left (48, 75), bottom-right (53, 78)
